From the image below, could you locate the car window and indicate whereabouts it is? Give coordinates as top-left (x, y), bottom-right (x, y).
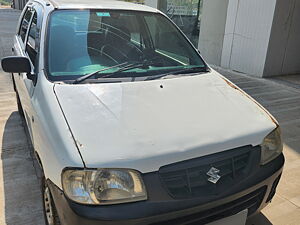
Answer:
top-left (19, 8), bottom-right (34, 42)
top-left (144, 15), bottom-right (196, 65)
top-left (47, 10), bottom-right (205, 81)
top-left (120, 13), bottom-right (145, 49)
top-left (26, 12), bottom-right (38, 66)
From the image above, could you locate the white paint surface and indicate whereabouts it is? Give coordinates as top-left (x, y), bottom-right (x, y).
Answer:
top-left (52, 0), bottom-right (159, 12)
top-left (12, 0), bottom-right (277, 189)
top-left (55, 71), bottom-right (276, 173)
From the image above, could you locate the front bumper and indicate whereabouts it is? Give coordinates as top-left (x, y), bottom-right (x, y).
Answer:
top-left (49, 153), bottom-right (284, 225)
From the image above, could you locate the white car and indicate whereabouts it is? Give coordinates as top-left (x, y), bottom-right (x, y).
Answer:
top-left (1, 0), bottom-right (284, 225)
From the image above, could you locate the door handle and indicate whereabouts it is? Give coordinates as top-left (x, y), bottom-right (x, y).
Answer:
top-left (12, 47), bottom-right (14, 52)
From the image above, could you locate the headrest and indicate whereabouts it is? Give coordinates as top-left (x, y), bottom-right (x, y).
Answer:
top-left (105, 26), bottom-right (131, 43)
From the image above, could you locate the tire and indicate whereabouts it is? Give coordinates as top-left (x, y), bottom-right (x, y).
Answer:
top-left (42, 177), bottom-right (61, 225)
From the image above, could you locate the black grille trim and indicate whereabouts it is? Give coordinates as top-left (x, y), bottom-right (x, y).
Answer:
top-left (150, 186), bottom-right (267, 225)
top-left (159, 146), bottom-right (260, 199)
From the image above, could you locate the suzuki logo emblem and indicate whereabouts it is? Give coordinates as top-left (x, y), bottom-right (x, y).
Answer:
top-left (207, 167), bottom-right (221, 184)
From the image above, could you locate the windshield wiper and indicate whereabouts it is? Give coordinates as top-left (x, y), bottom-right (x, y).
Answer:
top-left (96, 59), bottom-right (160, 79)
top-left (73, 62), bottom-right (130, 84)
top-left (73, 62), bottom-right (209, 84)
top-left (73, 59), bottom-right (160, 84)
top-left (146, 66), bottom-right (210, 81)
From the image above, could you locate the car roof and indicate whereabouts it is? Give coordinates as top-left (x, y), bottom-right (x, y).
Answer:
top-left (45, 0), bottom-right (159, 12)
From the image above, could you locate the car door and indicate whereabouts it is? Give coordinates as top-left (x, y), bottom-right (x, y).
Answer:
top-left (13, 3), bottom-right (43, 140)
top-left (13, 5), bottom-right (34, 108)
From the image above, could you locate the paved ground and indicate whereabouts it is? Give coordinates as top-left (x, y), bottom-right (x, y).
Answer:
top-left (0, 8), bottom-right (45, 225)
top-left (0, 8), bottom-right (299, 225)
top-left (215, 68), bottom-right (300, 225)
top-left (271, 75), bottom-right (300, 91)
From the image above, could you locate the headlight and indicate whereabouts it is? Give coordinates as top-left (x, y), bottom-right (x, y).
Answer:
top-left (260, 127), bottom-right (283, 165)
top-left (62, 168), bottom-right (147, 205)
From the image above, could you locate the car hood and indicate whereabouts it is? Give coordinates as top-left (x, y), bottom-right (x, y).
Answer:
top-left (54, 71), bottom-right (276, 172)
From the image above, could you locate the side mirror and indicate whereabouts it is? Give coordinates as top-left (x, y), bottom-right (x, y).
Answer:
top-left (1, 56), bottom-right (31, 74)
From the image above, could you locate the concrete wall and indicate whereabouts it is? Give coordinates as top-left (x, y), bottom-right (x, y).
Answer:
top-left (198, 0), bottom-right (229, 66)
top-left (199, 0), bottom-right (300, 77)
top-left (264, 0), bottom-right (300, 76)
top-left (13, 0), bottom-right (27, 10)
top-left (221, 0), bottom-right (277, 77)
top-left (145, 0), bottom-right (158, 8)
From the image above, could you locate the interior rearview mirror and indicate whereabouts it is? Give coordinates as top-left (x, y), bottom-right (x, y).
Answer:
top-left (1, 56), bottom-right (31, 74)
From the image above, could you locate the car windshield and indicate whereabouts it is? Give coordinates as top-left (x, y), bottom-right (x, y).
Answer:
top-left (47, 9), bottom-right (206, 82)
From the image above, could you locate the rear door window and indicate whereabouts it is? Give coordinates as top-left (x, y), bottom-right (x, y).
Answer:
top-left (25, 4), bottom-right (43, 70)
top-left (26, 12), bottom-right (38, 66)
top-left (19, 8), bottom-right (34, 42)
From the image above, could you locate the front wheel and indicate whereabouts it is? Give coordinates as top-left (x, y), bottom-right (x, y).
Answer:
top-left (42, 178), bottom-right (61, 225)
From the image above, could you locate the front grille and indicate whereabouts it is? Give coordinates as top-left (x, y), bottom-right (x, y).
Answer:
top-left (150, 186), bottom-right (267, 225)
top-left (159, 146), bottom-right (258, 199)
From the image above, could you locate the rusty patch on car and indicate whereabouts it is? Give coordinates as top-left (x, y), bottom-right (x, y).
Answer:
top-left (76, 140), bottom-right (83, 148)
top-left (221, 77), bottom-right (279, 126)
top-left (222, 78), bottom-right (239, 90)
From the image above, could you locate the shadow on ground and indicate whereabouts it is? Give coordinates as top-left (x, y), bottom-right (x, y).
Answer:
top-left (1, 112), bottom-right (45, 225)
top-left (246, 213), bottom-right (273, 225)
